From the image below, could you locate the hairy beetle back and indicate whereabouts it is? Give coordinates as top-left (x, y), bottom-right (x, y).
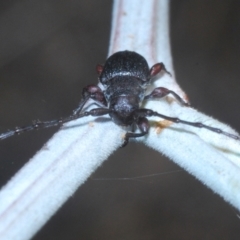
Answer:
top-left (99, 50), bottom-right (150, 84)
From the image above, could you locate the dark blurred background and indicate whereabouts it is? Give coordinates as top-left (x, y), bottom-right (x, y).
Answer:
top-left (0, 1), bottom-right (240, 239)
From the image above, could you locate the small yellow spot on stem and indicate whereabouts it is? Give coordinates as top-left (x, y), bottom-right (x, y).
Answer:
top-left (155, 120), bottom-right (172, 134)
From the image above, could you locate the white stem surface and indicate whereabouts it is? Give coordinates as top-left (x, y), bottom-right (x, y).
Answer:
top-left (0, 0), bottom-right (240, 239)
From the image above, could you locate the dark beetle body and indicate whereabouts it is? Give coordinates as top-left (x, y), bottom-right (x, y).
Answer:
top-left (74, 50), bottom-right (182, 146)
top-left (99, 51), bottom-right (150, 83)
top-left (2, 50), bottom-right (237, 146)
top-left (100, 51), bottom-right (148, 126)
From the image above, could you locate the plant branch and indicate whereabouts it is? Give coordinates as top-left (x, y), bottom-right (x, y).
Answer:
top-left (0, 0), bottom-right (240, 239)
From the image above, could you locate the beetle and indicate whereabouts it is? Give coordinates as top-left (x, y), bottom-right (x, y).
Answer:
top-left (0, 50), bottom-right (239, 146)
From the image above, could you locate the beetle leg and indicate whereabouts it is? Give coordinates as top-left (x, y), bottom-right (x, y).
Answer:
top-left (149, 62), bottom-right (171, 77)
top-left (122, 117), bottom-right (150, 147)
top-left (73, 84), bottom-right (107, 115)
top-left (144, 87), bottom-right (190, 106)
